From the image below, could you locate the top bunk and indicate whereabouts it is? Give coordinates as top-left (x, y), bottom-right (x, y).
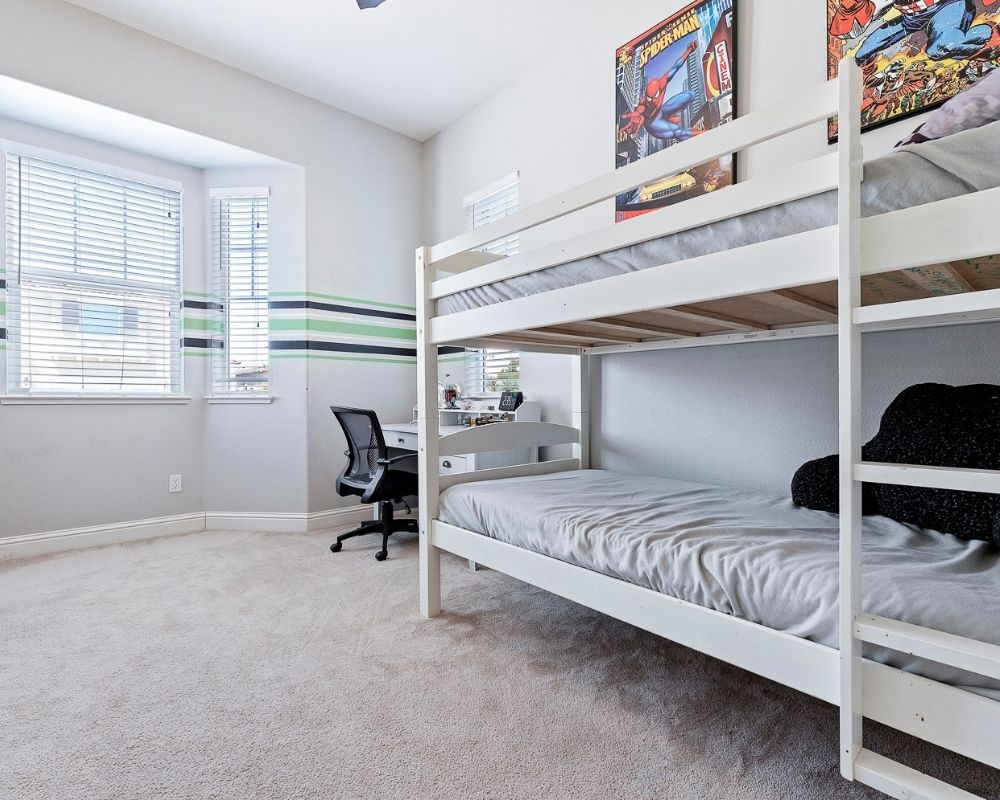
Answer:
top-left (419, 61), bottom-right (1000, 355)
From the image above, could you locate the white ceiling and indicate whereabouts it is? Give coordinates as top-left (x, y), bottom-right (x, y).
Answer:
top-left (62, 0), bottom-right (620, 141)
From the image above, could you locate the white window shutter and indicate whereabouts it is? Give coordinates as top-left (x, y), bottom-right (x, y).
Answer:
top-left (211, 193), bottom-right (269, 394)
top-left (5, 153), bottom-right (183, 395)
top-left (463, 176), bottom-right (520, 257)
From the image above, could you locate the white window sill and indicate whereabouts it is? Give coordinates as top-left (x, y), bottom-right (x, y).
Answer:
top-left (205, 395), bottom-right (275, 405)
top-left (0, 395), bottom-right (192, 406)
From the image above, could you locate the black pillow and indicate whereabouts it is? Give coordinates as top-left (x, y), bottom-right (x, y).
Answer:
top-left (792, 383), bottom-right (1000, 546)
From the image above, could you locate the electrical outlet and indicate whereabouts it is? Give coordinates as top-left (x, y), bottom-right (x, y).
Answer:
top-left (168, 474), bottom-right (182, 493)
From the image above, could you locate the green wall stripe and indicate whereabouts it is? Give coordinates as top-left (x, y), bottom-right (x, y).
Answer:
top-left (184, 318), bottom-right (224, 332)
top-left (270, 291), bottom-right (415, 312)
top-left (270, 319), bottom-right (416, 340)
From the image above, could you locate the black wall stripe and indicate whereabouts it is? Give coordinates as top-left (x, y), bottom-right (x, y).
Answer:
top-left (0, 328), bottom-right (5, 340)
top-left (268, 300), bottom-right (416, 322)
top-left (268, 341), bottom-right (467, 358)
top-left (0, 279), bottom-right (6, 290)
top-left (183, 299), bottom-right (224, 311)
top-left (270, 340), bottom-right (416, 358)
top-left (183, 337), bottom-right (223, 349)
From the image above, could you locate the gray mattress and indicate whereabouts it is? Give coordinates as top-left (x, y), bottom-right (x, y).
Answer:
top-left (439, 469), bottom-right (1000, 698)
top-left (439, 121), bottom-right (1000, 315)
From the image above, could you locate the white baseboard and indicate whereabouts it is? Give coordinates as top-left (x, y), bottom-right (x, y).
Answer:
top-left (306, 505), bottom-right (376, 532)
top-left (0, 512), bottom-right (207, 562)
top-left (205, 505), bottom-right (373, 534)
top-left (0, 505), bottom-right (377, 563)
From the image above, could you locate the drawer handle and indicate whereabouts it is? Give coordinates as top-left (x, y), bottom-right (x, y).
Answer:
top-left (442, 460), bottom-right (452, 469)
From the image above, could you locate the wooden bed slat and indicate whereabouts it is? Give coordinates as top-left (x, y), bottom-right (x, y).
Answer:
top-left (758, 290), bottom-right (839, 322)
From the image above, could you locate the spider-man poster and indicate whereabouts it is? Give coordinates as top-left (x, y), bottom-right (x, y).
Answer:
top-left (615, 0), bottom-right (737, 222)
top-left (828, 0), bottom-right (1000, 140)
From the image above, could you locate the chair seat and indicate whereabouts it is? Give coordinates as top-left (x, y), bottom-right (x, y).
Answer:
top-left (366, 469), bottom-right (418, 502)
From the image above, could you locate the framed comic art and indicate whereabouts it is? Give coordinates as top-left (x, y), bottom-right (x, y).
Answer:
top-left (828, 0), bottom-right (1000, 141)
top-left (615, 0), bottom-right (737, 222)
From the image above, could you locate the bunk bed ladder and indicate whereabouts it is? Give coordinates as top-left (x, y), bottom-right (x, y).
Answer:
top-left (836, 57), bottom-right (998, 800)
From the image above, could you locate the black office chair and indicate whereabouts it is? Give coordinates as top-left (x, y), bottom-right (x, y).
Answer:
top-left (329, 406), bottom-right (418, 561)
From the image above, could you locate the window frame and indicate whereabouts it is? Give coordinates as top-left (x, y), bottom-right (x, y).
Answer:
top-left (209, 186), bottom-right (271, 399)
top-left (0, 142), bottom-right (185, 400)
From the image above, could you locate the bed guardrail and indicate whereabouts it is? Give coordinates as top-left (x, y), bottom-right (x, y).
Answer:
top-left (438, 421), bottom-right (578, 457)
top-left (427, 76), bottom-right (839, 270)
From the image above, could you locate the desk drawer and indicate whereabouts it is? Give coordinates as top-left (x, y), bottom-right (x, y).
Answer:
top-left (439, 456), bottom-right (467, 475)
top-left (388, 430), bottom-right (418, 450)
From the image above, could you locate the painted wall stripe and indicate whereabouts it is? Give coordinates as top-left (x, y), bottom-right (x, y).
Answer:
top-left (270, 291), bottom-right (415, 312)
top-left (269, 300), bottom-right (415, 322)
top-left (184, 318), bottom-right (224, 332)
top-left (183, 336), bottom-right (223, 349)
top-left (270, 318), bottom-right (416, 340)
top-left (272, 353), bottom-right (416, 365)
top-left (270, 340), bottom-right (416, 358)
top-left (183, 299), bottom-right (224, 311)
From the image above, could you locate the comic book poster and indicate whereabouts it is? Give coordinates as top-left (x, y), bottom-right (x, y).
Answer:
top-left (828, 0), bottom-right (1000, 140)
top-left (615, 0), bottom-right (736, 222)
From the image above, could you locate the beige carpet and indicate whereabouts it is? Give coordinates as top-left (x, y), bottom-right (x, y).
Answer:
top-left (1, 529), bottom-right (997, 800)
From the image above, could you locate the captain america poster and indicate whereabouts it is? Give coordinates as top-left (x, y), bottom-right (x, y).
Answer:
top-left (828, 0), bottom-right (1000, 139)
top-left (615, 0), bottom-right (737, 222)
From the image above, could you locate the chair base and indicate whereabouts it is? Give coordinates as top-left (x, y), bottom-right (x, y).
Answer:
top-left (330, 500), bottom-right (418, 561)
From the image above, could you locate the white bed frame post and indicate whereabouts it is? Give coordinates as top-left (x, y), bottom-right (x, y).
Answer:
top-left (836, 57), bottom-right (864, 782)
top-left (572, 353), bottom-right (591, 469)
top-left (416, 245), bottom-right (442, 618)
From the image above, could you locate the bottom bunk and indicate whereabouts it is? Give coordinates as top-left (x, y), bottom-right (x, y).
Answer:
top-left (429, 468), bottom-right (1000, 774)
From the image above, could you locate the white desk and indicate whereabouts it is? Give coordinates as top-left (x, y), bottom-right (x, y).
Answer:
top-left (383, 402), bottom-right (540, 477)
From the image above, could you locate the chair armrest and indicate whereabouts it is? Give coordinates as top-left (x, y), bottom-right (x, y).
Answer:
top-left (379, 453), bottom-right (416, 466)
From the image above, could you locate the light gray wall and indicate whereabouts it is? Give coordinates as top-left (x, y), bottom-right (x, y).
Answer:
top-left (0, 0), bottom-right (424, 532)
top-left (421, 0), bottom-right (1000, 491)
top-left (0, 117), bottom-right (208, 536)
top-left (594, 324), bottom-right (1000, 494)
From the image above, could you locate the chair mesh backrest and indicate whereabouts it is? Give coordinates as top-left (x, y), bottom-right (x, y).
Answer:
top-left (331, 407), bottom-right (385, 483)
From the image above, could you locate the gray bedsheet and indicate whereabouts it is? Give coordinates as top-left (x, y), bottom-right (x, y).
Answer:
top-left (439, 469), bottom-right (1000, 697)
top-left (439, 121), bottom-right (1000, 315)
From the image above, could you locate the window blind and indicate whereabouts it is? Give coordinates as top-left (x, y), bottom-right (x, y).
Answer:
top-left (462, 174), bottom-right (519, 394)
top-left (463, 175), bottom-right (520, 257)
top-left (5, 152), bottom-right (182, 395)
top-left (212, 192), bottom-right (269, 394)
top-left (464, 347), bottom-right (520, 395)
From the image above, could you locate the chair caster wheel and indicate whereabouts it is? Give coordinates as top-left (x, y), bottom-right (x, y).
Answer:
top-left (375, 551), bottom-right (388, 562)
top-left (330, 542), bottom-right (343, 553)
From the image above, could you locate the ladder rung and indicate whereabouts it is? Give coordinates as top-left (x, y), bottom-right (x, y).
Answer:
top-left (856, 615), bottom-right (1000, 681)
top-left (854, 288), bottom-right (1000, 329)
top-left (854, 750), bottom-right (985, 800)
top-left (854, 462), bottom-right (1000, 494)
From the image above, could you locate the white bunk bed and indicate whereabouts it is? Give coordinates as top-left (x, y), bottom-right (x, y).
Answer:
top-left (414, 60), bottom-right (1000, 799)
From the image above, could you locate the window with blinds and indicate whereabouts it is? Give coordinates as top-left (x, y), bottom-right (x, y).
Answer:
top-left (464, 347), bottom-right (520, 395)
top-left (463, 172), bottom-right (519, 257)
top-left (463, 173), bottom-right (519, 394)
top-left (5, 151), bottom-right (182, 395)
top-left (211, 191), bottom-right (269, 394)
